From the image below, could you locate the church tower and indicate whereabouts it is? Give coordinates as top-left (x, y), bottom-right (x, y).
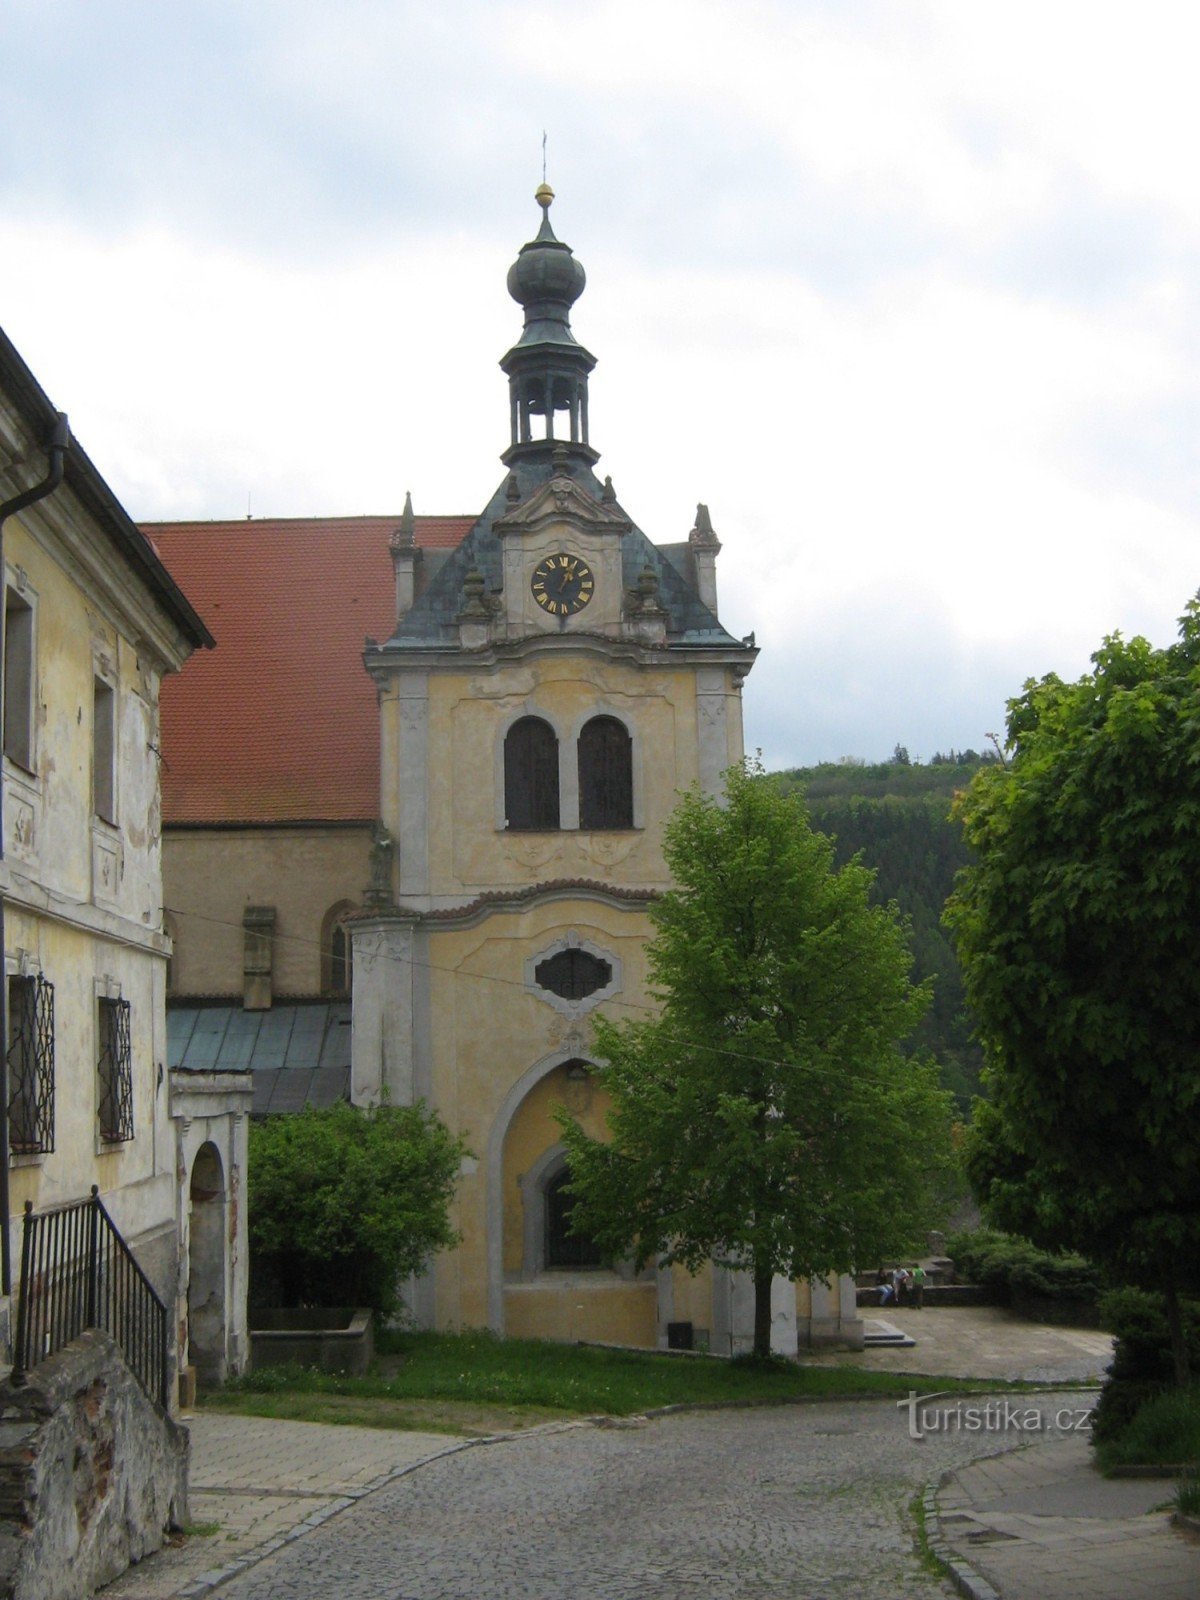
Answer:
top-left (351, 193), bottom-right (854, 1352)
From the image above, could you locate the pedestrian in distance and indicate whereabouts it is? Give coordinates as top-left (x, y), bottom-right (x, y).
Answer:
top-left (912, 1263), bottom-right (926, 1310)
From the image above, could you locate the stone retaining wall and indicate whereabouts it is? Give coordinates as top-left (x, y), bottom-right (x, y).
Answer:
top-left (855, 1283), bottom-right (993, 1308)
top-left (0, 1329), bottom-right (188, 1600)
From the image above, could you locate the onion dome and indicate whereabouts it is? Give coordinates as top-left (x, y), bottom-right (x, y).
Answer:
top-left (500, 187), bottom-right (598, 468)
top-left (506, 185), bottom-right (587, 347)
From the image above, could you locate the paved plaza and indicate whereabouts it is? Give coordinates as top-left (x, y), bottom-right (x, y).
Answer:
top-left (123, 1399), bottom-right (1095, 1600)
top-left (97, 1310), bottom-right (1199, 1600)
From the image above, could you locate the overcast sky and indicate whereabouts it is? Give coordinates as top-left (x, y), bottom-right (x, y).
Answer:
top-left (2, 0), bottom-right (1198, 767)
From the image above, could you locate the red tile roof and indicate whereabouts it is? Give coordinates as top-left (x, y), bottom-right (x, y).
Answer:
top-left (150, 514), bottom-right (473, 824)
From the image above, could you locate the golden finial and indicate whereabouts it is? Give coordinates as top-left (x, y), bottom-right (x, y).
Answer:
top-left (535, 182), bottom-right (555, 211)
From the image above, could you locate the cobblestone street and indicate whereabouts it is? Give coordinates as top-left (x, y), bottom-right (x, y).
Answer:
top-left (206, 1397), bottom-right (1085, 1600)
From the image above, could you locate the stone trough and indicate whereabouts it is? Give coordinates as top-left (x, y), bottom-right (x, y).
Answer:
top-left (249, 1307), bottom-right (375, 1375)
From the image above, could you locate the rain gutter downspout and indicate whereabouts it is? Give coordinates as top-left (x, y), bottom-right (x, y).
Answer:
top-left (0, 412), bottom-right (70, 1296)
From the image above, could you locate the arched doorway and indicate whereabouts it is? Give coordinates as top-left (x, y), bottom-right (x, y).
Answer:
top-left (187, 1142), bottom-right (226, 1386)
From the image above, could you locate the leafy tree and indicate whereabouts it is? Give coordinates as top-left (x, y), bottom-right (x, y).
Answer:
top-left (560, 760), bottom-right (955, 1358)
top-left (249, 1101), bottom-right (466, 1316)
top-left (947, 603), bottom-right (1200, 1383)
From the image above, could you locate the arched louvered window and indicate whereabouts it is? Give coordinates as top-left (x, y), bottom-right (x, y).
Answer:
top-left (321, 901), bottom-right (356, 996)
top-left (578, 716), bottom-right (633, 829)
top-left (505, 717), bottom-right (560, 830)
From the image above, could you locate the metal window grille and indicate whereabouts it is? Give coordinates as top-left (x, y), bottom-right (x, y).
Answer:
top-left (535, 948), bottom-right (612, 1001)
top-left (97, 996), bottom-right (133, 1143)
top-left (6, 974), bottom-right (55, 1155)
top-left (11, 1188), bottom-right (169, 1412)
top-left (504, 716), bottom-right (560, 830)
top-left (578, 716), bottom-right (633, 829)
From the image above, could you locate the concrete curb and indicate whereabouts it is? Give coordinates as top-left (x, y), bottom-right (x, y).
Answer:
top-left (922, 1477), bottom-right (1002, 1600)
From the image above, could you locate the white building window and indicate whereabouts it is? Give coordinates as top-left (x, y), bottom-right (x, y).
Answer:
top-left (4, 586), bottom-right (35, 771)
top-left (7, 973), bottom-right (55, 1155)
top-left (93, 675), bottom-right (116, 823)
top-left (97, 995), bottom-right (133, 1142)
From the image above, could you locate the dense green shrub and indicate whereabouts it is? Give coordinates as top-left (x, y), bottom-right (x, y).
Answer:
top-left (249, 1101), bottom-right (467, 1316)
top-left (946, 1228), bottom-right (1101, 1306)
top-left (1092, 1288), bottom-right (1200, 1443)
top-left (1094, 1382), bottom-right (1200, 1470)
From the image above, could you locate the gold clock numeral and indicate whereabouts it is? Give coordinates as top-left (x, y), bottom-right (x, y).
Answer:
top-left (531, 552), bottom-right (594, 615)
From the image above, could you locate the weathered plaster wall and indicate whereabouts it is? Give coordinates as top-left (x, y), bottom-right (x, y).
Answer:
top-left (2, 503), bottom-right (176, 933)
top-left (163, 826), bottom-right (372, 997)
top-left (500, 1063), bottom-right (609, 1274)
top-left (424, 899), bottom-right (651, 1328)
top-left (4, 908), bottom-right (173, 1231)
top-left (503, 1281), bottom-right (657, 1345)
top-left (0, 1330), bottom-right (188, 1600)
top-left (171, 1071), bottom-right (254, 1388)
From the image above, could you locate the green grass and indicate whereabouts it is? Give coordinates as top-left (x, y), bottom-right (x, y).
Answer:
top-left (201, 1329), bottom-right (1031, 1434)
top-left (908, 1489), bottom-right (952, 1584)
top-left (1095, 1383), bottom-right (1200, 1473)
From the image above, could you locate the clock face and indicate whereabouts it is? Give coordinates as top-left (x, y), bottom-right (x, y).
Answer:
top-left (531, 552), bottom-right (594, 617)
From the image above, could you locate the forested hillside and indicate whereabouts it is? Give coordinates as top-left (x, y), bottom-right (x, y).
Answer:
top-left (773, 750), bottom-right (995, 1109)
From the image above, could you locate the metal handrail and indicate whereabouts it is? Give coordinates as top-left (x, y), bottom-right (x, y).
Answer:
top-left (11, 1186), bottom-right (169, 1411)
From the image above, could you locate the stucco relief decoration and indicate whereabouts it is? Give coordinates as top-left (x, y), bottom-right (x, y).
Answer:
top-left (544, 1013), bottom-right (571, 1050)
top-left (502, 835), bottom-right (563, 871)
top-left (365, 824), bottom-right (395, 908)
top-left (578, 834), bottom-right (640, 868)
top-left (399, 701), bottom-right (428, 738)
top-left (93, 838), bottom-right (120, 901)
top-left (7, 795), bottom-right (36, 859)
top-left (561, 1066), bottom-right (593, 1116)
top-left (699, 695), bottom-right (726, 730)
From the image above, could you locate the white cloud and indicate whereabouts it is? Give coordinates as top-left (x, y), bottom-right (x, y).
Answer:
top-left (1, 0), bottom-right (1198, 763)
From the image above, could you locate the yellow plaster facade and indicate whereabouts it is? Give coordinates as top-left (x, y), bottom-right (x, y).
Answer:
top-left (343, 196), bottom-right (863, 1355)
top-left (2, 477), bottom-right (183, 1291)
top-left (352, 458), bottom-right (764, 1350)
top-left (151, 196), bottom-right (864, 1359)
top-left (0, 336), bottom-right (250, 1396)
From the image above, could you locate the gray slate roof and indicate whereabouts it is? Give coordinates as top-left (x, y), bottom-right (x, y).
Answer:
top-left (168, 1002), bottom-right (351, 1115)
top-left (386, 462), bottom-right (745, 651)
